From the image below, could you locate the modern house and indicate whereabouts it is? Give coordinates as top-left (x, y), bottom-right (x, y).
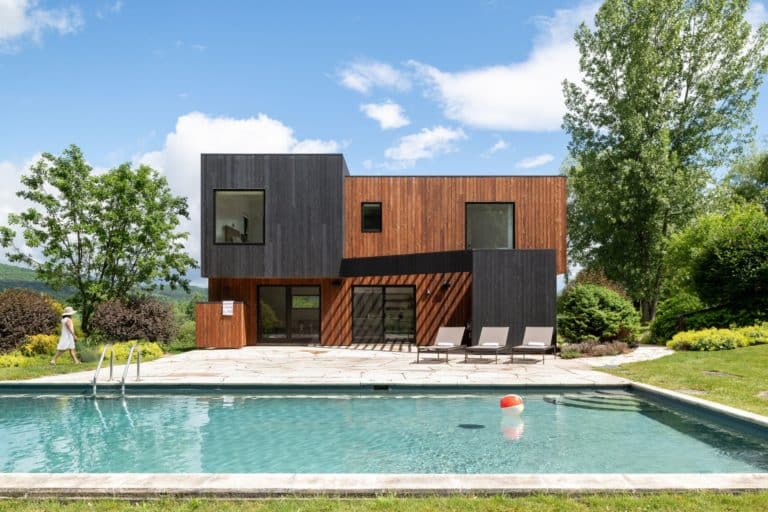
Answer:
top-left (196, 154), bottom-right (566, 348)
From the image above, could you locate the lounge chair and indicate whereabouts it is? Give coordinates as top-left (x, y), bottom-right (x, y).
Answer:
top-left (464, 327), bottom-right (509, 363)
top-left (416, 326), bottom-right (466, 363)
top-left (510, 327), bottom-right (555, 363)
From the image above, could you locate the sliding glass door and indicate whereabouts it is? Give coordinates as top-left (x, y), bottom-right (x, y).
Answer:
top-left (258, 286), bottom-right (320, 342)
top-left (352, 286), bottom-right (415, 343)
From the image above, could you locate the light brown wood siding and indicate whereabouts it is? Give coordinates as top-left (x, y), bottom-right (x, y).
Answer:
top-left (343, 176), bottom-right (567, 273)
top-left (207, 274), bottom-right (471, 346)
top-left (195, 302), bottom-right (247, 348)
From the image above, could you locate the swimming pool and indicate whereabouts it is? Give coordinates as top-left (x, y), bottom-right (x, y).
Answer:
top-left (1, 386), bottom-right (766, 474)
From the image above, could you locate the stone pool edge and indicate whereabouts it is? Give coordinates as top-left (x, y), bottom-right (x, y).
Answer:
top-left (1, 473), bottom-right (767, 497)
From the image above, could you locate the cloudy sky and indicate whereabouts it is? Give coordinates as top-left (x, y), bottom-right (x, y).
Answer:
top-left (2, 0), bottom-right (768, 285)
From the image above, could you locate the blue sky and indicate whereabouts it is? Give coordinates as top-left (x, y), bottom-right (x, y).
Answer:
top-left (2, 0), bottom-right (768, 280)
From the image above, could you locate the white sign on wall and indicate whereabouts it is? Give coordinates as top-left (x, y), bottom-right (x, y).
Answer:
top-left (222, 300), bottom-right (234, 317)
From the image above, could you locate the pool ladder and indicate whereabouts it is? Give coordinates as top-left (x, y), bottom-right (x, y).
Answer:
top-left (91, 342), bottom-right (142, 397)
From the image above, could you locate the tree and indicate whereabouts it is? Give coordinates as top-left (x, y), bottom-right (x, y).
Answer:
top-left (665, 203), bottom-right (768, 304)
top-left (0, 145), bottom-right (197, 332)
top-left (726, 150), bottom-right (768, 212)
top-left (690, 204), bottom-right (768, 305)
top-left (563, 0), bottom-right (768, 322)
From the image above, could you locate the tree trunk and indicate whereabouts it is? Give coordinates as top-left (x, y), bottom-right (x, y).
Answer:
top-left (640, 298), bottom-right (658, 324)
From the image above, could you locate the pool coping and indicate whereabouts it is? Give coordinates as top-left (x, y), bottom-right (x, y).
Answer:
top-left (1, 381), bottom-right (767, 496)
top-left (1, 473), bottom-right (768, 497)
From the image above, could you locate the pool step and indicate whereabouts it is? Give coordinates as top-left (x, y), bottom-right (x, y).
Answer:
top-left (544, 393), bottom-right (650, 412)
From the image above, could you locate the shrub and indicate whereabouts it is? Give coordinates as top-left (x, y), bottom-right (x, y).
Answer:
top-left (164, 319), bottom-right (196, 352)
top-left (99, 340), bottom-right (163, 363)
top-left (99, 341), bottom-right (164, 363)
top-left (0, 288), bottom-right (59, 353)
top-left (0, 353), bottom-right (35, 368)
top-left (677, 300), bottom-right (768, 333)
top-left (734, 323), bottom-right (768, 345)
top-left (667, 328), bottom-right (750, 351)
top-left (91, 296), bottom-right (177, 342)
top-left (19, 334), bottom-right (59, 357)
top-left (559, 341), bottom-right (629, 357)
top-left (565, 267), bottom-right (629, 300)
top-left (650, 292), bottom-right (704, 343)
top-left (557, 284), bottom-right (640, 343)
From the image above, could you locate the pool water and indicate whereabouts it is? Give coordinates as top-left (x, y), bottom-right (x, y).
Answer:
top-left (0, 391), bottom-right (766, 473)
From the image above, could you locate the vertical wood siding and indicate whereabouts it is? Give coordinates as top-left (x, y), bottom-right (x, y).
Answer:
top-left (207, 273), bottom-right (472, 346)
top-left (195, 302), bottom-right (247, 348)
top-left (471, 250), bottom-right (557, 346)
top-left (343, 176), bottom-right (567, 273)
top-left (201, 154), bottom-right (346, 278)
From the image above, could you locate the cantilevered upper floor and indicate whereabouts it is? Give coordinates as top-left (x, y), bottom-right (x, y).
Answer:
top-left (200, 154), bottom-right (566, 278)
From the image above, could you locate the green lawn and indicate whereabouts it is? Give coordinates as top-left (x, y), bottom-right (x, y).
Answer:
top-left (0, 357), bottom-right (102, 381)
top-left (603, 344), bottom-right (768, 416)
top-left (1, 494), bottom-right (768, 512)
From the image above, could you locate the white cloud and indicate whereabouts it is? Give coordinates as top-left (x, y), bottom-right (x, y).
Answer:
top-left (136, 112), bottom-right (340, 262)
top-left (484, 139), bottom-right (509, 157)
top-left (515, 153), bottom-right (555, 169)
top-left (410, 1), bottom-right (599, 131)
top-left (383, 126), bottom-right (466, 169)
top-left (0, 0), bottom-right (83, 51)
top-left (362, 159), bottom-right (373, 170)
top-left (337, 60), bottom-right (411, 94)
top-left (360, 101), bottom-right (410, 129)
top-left (746, 2), bottom-right (768, 27)
top-left (0, 154), bottom-right (44, 263)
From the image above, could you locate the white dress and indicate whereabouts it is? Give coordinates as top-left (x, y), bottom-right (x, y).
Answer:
top-left (57, 318), bottom-right (75, 350)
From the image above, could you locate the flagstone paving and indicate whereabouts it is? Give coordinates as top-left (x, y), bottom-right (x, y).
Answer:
top-left (19, 345), bottom-right (673, 386)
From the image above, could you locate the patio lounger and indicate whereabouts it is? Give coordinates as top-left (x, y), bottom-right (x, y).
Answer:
top-left (464, 327), bottom-right (509, 363)
top-left (416, 326), bottom-right (466, 363)
top-left (510, 327), bottom-right (555, 364)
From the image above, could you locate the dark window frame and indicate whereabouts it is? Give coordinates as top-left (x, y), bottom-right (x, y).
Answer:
top-left (213, 188), bottom-right (266, 245)
top-left (361, 201), bottom-right (383, 233)
top-left (464, 201), bottom-right (516, 250)
top-left (256, 285), bottom-right (321, 342)
top-left (351, 284), bottom-right (416, 343)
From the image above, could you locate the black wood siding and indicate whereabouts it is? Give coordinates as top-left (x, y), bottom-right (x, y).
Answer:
top-left (340, 250), bottom-right (472, 277)
top-left (471, 250), bottom-right (556, 346)
top-left (201, 154), bottom-right (347, 278)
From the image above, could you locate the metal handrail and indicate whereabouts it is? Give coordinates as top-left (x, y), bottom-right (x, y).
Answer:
top-left (121, 342), bottom-right (141, 397)
top-left (91, 343), bottom-right (113, 396)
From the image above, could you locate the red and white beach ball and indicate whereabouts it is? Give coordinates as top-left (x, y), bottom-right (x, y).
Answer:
top-left (499, 394), bottom-right (525, 415)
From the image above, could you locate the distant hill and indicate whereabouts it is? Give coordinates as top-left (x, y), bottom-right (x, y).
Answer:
top-left (0, 262), bottom-right (207, 303)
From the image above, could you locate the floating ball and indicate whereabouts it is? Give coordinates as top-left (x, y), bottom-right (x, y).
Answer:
top-left (499, 394), bottom-right (524, 415)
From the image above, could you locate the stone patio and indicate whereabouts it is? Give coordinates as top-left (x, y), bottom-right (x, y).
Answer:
top-left (22, 345), bottom-right (673, 386)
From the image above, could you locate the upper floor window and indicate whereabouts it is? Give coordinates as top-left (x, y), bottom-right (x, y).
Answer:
top-left (465, 202), bottom-right (515, 249)
top-left (215, 190), bottom-right (265, 244)
top-left (361, 202), bottom-right (382, 232)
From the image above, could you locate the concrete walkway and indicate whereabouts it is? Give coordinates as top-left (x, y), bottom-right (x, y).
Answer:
top-left (22, 345), bottom-right (673, 386)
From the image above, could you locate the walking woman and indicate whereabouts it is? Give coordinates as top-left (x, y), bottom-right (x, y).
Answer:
top-left (50, 306), bottom-right (80, 365)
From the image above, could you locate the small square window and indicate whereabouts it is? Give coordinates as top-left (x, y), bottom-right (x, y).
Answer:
top-left (361, 202), bottom-right (382, 232)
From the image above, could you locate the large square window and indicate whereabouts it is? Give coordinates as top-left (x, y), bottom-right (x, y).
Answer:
top-left (215, 190), bottom-right (265, 244)
top-left (361, 202), bottom-right (382, 232)
top-left (465, 202), bottom-right (515, 249)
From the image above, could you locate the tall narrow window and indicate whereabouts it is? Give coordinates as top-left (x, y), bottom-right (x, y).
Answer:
top-left (465, 203), bottom-right (515, 249)
top-left (215, 190), bottom-right (265, 244)
top-left (361, 202), bottom-right (382, 232)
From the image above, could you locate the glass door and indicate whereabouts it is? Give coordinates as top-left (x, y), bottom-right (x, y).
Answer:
top-left (258, 286), bottom-right (320, 342)
top-left (352, 286), bottom-right (415, 343)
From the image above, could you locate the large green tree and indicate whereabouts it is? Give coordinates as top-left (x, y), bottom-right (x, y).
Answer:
top-left (563, 0), bottom-right (768, 321)
top-left (726, 150), bottom-right (768, 212)
top-left (0, 145), bottom-right (197, 331)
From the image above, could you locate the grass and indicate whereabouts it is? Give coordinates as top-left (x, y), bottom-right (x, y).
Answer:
top-left (602, 344), bottom-right (768, 416)
top-left (1, 494), bottom-right (768, 511)
top-left (0, 356), bottom-right (102, 381)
